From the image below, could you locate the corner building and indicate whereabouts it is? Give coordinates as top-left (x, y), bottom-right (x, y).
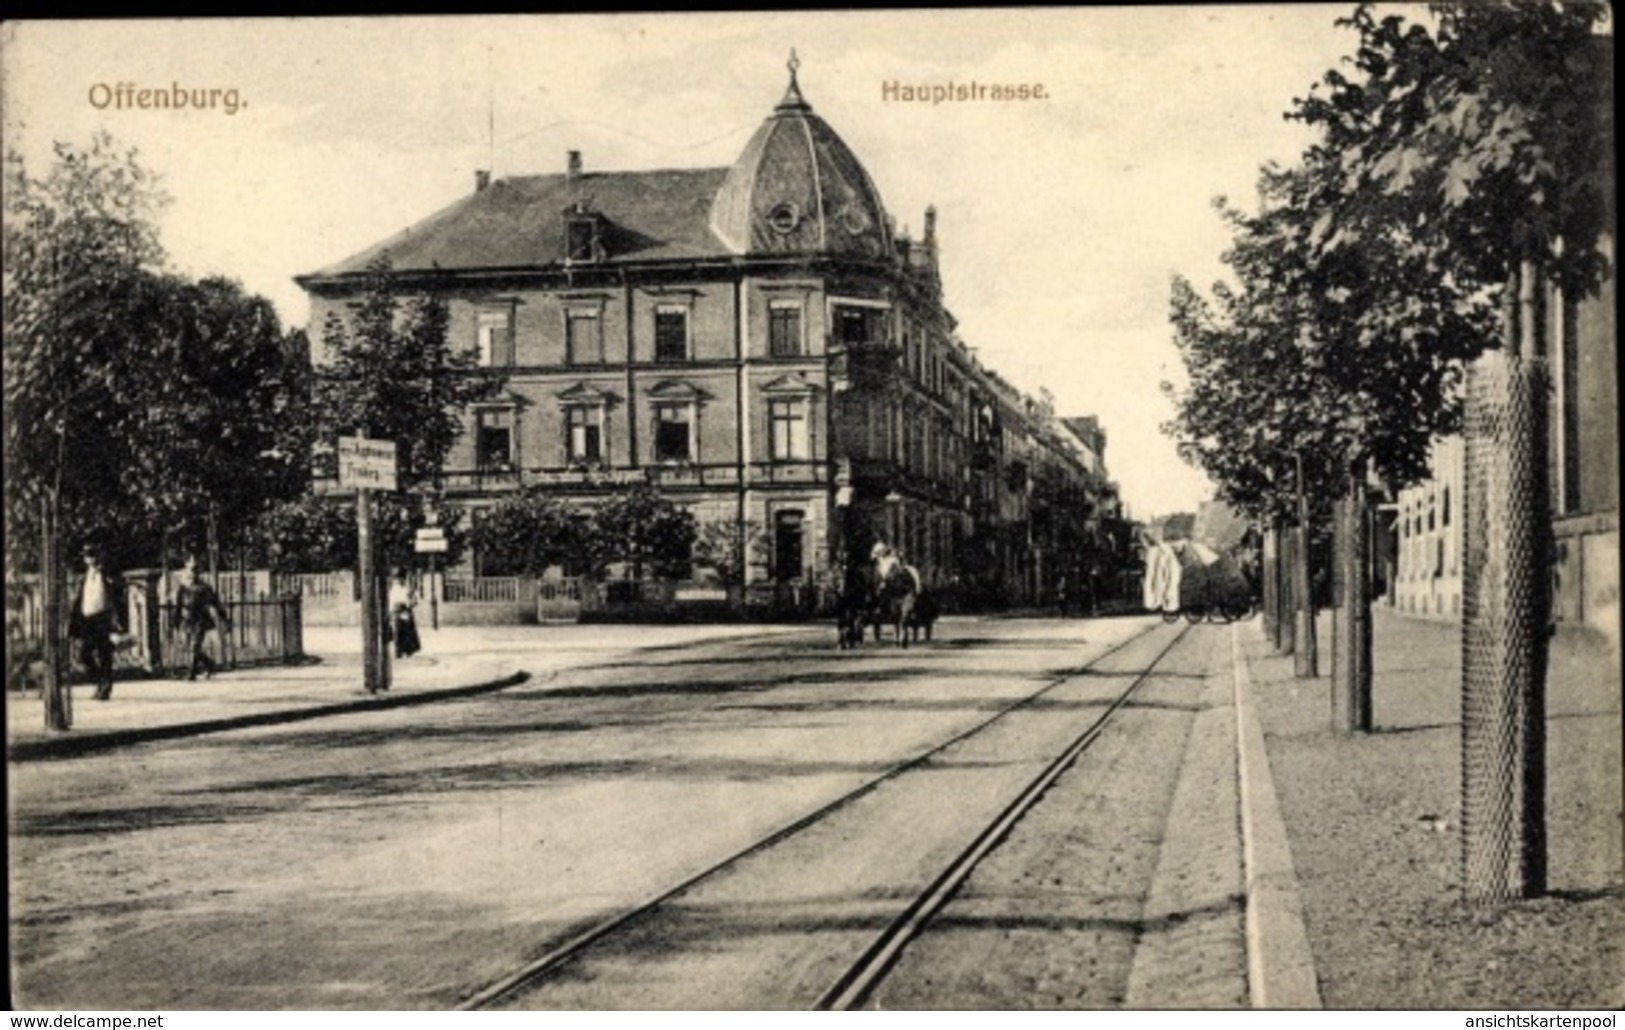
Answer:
top-left (298, 66), bottom-right (1114, 608)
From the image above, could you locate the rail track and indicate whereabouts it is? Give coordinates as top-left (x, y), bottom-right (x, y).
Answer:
top-left (460, 617), bottom-right (1191, 1010)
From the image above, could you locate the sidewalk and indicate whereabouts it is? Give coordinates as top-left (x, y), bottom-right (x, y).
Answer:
top-left (5, 622), bottom-right (802, 762)
top-left (1235, 605), bottom-right (1623, 1008)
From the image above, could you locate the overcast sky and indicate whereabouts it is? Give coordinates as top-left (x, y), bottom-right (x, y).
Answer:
top-left (3, 8), bottom-right (1378, 520)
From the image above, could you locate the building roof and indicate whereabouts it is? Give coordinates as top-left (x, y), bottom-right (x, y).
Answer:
top-left (302, 60), bottom-right (896, 284)
top-left (304, 166), bottom-right (734, 279)
top-left (709, 62), bottom-right (893, 260)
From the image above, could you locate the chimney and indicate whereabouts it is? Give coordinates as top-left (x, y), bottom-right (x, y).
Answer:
top-left (923, 205), bottom-right (937, 246)
top-left (567, 150), bottom-right (583, 183)
top-left (474, 169), bottom-right (491, 193)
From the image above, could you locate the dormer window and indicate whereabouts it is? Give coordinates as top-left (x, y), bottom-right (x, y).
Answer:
top-left (565, 205), bottom-right (603, 263)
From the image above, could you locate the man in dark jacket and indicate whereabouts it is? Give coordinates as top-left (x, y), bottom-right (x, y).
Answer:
top-left (174, 556), bottom-right (230, 681)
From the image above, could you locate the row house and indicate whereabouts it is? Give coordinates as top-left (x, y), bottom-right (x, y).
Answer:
top-left (296, 61), bottom-right (1118, 608)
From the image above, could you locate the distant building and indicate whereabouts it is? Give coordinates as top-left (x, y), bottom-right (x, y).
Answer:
top-left (296, 61), bottom-right (1118, 610)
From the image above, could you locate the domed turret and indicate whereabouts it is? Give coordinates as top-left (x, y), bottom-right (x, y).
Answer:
top-left (711, 53), bottom-right (893, 259)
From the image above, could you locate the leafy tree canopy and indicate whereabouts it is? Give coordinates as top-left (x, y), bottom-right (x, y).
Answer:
top-left (470, 488), bottom-right (584, 577)
top-left (585, 484), bottom-right (696, 580)
top-left (5, 134), bottom-right (308, 572)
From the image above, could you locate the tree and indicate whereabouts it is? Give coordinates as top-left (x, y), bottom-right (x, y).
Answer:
top-left (4, 134), bottom-right (309, 729)
top-left (692, 517), bottom-right (765, 585)
top-left (5, 133), bottom-right (168, 572)
top-left (584, 484), bottom-right (696, 580)
top-left (313, 257), bottom-right (502, 491)
top-left (5, 135), bottom-right (309, 572)
top-left (469, 488), bottom-right (583, 577)
top-left (1302, 1), bottom-right (1611, 905)
top-left (249, 493), bottom-right (469, 575)
top-left (1169, 1), bottom-right (1612, 902)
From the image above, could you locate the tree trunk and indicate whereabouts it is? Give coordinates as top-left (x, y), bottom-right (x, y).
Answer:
top-left (1293, 453), bottom-right (1317, 679)
top-left (1277, 521), bottom-right (1296, 655)
top-left (1332, 472), bottom-right (1373, 733)
top-left (1262, 522), bottom-right (1280, 646)
top-left (1460, 260), bottom-right (1550, 903)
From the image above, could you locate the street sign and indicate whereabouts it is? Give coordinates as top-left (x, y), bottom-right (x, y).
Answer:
top-left (337, 436), bottom-right (397, 491)
top-left (414, 527), bottom-right (448, 553)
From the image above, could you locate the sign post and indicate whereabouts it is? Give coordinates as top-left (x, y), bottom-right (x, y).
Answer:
top-left (339, 436), bottom-right (397, 694)
top-left (414, 525), bottom-right (448, 630)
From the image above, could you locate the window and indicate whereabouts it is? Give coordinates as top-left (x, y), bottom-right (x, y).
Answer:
top-left (769, 398), bottom-right (809, 460)
top-left (566, 311), bottom-right (603, 364)
top-left (654, 405), bottom-right (693, 463)
top-left (654, 306), bottom-right (689, 362)
top-left (836, 306), bottom-right (869, 346)
top-left (769, 302), bottom-right (803, 357)
top-left (476, 410), bottom-right (514, 470)
top-left (566, 218), bottom-right (599, 263)
top-left (476, 310), bottom-right (513, 367)
top-left (567, 406), bottom-right (603, 465)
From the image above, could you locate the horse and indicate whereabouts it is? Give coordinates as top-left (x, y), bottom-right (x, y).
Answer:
top-left (870, 559), bottom-right (920, 648)
top-left (835, 562), bottom-right (874, 650)
top-left (907, 582), bottom-right (939, 642)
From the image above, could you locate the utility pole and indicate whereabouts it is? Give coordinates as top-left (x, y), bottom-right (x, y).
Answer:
top-left (340, 435), bottom-right (397, 695)
top-left (358, 486), bottom-right (384, 693)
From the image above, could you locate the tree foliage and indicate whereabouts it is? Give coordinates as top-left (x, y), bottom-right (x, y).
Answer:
top-left (1163, 2), bottom-right (1610, 516)
top-left (4, 134), bottom-right (309, 572)
top-left (313, 257), bottom-right (503, 491)
top-left (584, 484), bottom-right (696, 580)
top-left (469, 488), bottom-right (583, 577)
top-left (1298, 3), bottom-right (1612, 299)
top-left (249, 493), bottom-right (468, 574)
top-left (691, 517), bottom-right (765, 585)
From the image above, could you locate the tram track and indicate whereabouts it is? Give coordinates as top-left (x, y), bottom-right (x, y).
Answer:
top-left (461, 617), bottom-right (1190, 1010)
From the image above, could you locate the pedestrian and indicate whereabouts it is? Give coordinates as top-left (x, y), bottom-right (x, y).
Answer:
top-left (67, 544), bottom-right (123, 700)
top-left (173, 555), bottom-right (231, 681)
top-left (390, 575), bottom-right (421, 659)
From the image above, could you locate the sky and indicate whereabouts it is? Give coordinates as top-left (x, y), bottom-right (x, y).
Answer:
top-left (2, 8), bottom-right (1377, 520)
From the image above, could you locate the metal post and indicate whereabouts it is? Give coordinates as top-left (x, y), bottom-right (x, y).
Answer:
top-left (428, 552), bottom-right (439, 631)
top-left (1461, 261), bottom-right (1550, 903)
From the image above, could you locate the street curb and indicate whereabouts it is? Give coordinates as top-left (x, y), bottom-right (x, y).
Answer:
top-left (6, 670), bottom-right (532, 763)
top-left (1231, 623), bottom-right (1323, 1009)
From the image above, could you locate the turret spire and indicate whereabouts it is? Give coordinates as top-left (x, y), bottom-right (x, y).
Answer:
top-left (778, 48), bottom-right (810, 111)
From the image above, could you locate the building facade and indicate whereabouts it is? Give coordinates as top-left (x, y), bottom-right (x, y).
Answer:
top-left (296, 65), bottom-right (1118, 609)
top-left (1391, 255), bottom-right (1617, 637)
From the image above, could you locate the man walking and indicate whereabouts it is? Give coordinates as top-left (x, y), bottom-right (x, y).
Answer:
top-left (68, 544), bottom-right (123, 700)
top-left (174, 555), bottom-right (230, 681)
